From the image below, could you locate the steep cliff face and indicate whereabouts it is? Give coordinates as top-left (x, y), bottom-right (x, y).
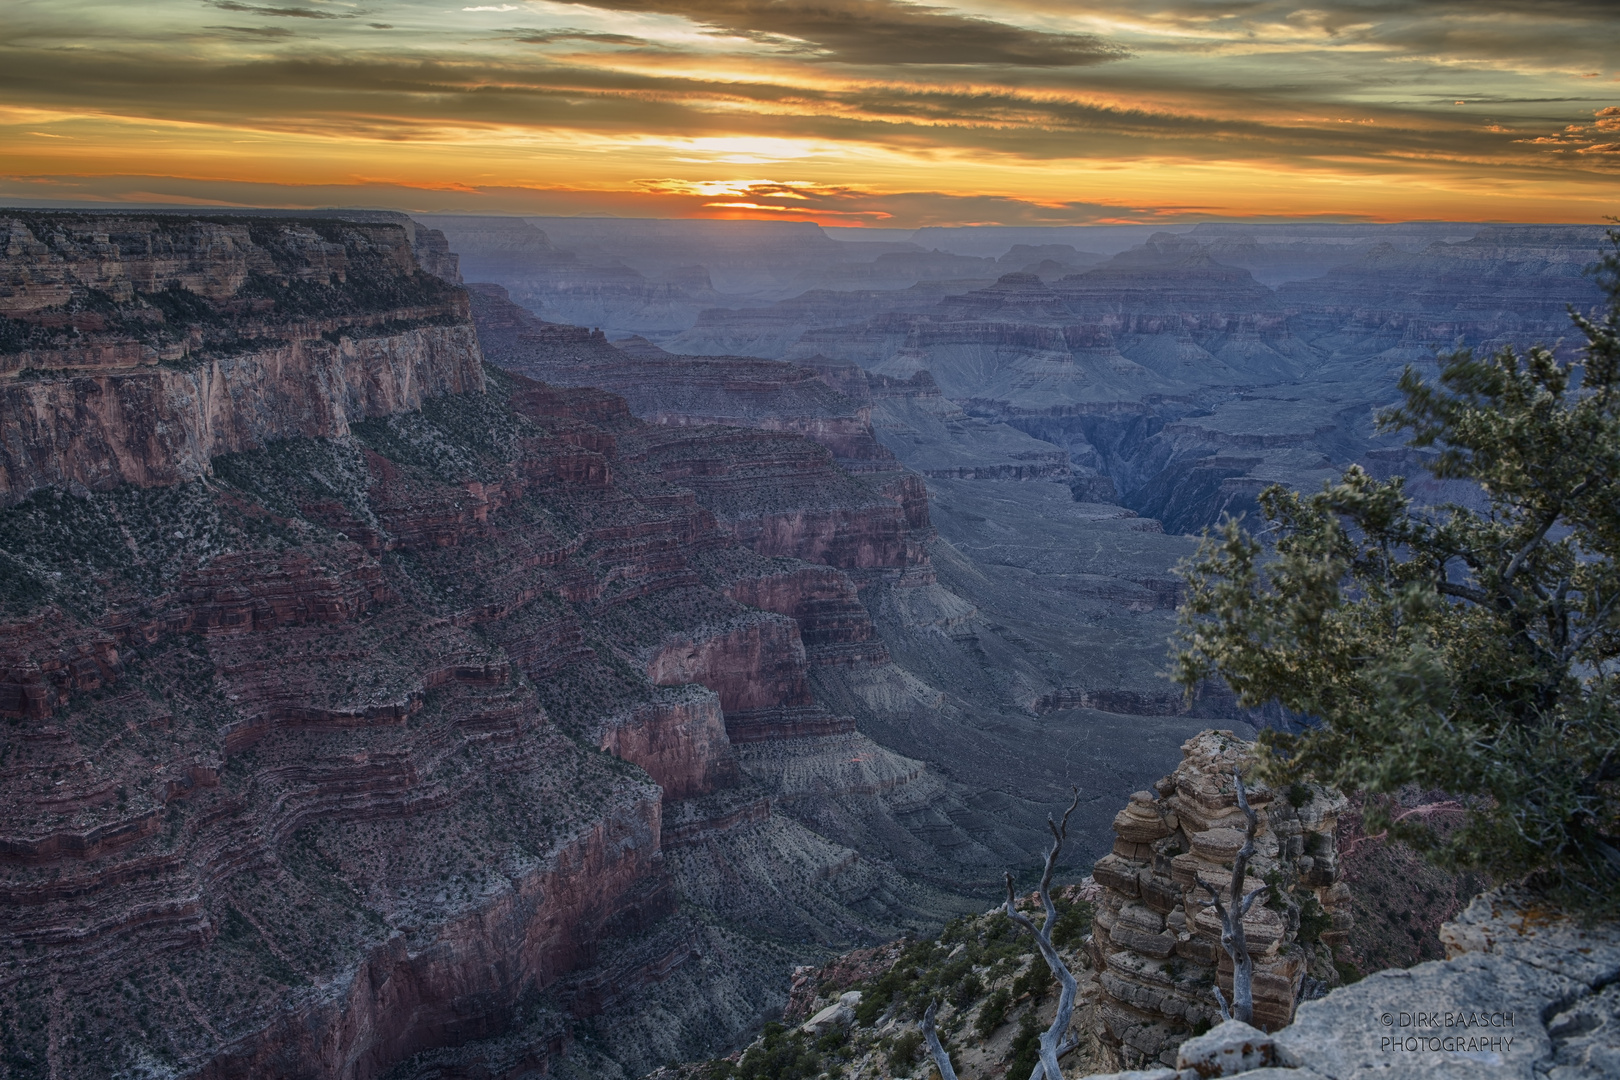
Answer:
top-left (0, 215), bottom-right (984, 1077)
top-left (0, 371), bottom-right (693, 1079)
top-left (0, 214), bottom-right (482, 506)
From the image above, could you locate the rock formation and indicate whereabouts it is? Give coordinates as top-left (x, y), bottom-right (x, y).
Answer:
top-left (468, 283), bottom-right (898, 472)
top-left (622, 222), bottom-right (1610, 536)
top-left (1078, 889), bottom-right (1620, 1079)
top-left (463, 277), bottom-right (1249, 885)
top-left (0, 212), bottom-right (978, 1080)
top-left (0, 213), bottom-right (482, 505)
top-left (1088, 731), bottom-right (1352, 1069)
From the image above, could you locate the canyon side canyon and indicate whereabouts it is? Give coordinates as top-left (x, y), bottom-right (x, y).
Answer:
top-left (0, 211), bottom-right (1609, 1079)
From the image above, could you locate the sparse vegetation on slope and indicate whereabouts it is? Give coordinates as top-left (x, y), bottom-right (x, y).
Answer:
top-left (662, 887), bottom-right (1099, 1080)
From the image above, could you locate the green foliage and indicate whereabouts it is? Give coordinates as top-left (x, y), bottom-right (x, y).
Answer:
top-left (213, 436), bottom-right (377, 527)
top-left (1010, 957), bottom-right (1054, 1002)
top-left (1297, 894), bottom-right (1333, 945)
top-left (855, 917), bottom-right (1035, 1027)
top-left (723, 1022), bottom-right (826, 1080)
top-left (974, 987), bottom-right (1012, 1040)
top-left (140, 284), bottom-right (223, 327)
top-left (1173, 227), bottom-right (1620, 915)
top-left (947, 970), bottom-right (982, 1008)
top-left (1048, 897), bottom-right (1092, 949)
top-left (0, 481), bottom-right (233, 615)
top-left (1005, 1010), bottom-right (1042, 1079)
top-left (889, 1028), bottom-right (924, 1067)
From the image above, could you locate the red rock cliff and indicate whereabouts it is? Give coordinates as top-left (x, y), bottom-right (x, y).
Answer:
top-left (0, 214), bottom-right (482, 505)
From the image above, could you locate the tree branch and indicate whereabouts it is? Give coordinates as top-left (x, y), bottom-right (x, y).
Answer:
top-left (1436, 579), bottom-right (1492, 606)
top-left (1003, 788), bottom-right (1084, 1080)
top-left (1196, 772), bottom-right (1260, 1025)
top-left (1502, 507), bottom-right (1565, 588)
top-left (921, 1000), bottom-right (959, 1080)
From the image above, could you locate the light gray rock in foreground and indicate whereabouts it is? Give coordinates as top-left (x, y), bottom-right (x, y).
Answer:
top-left (1078, 889), bottom-right (1620, 1079)
top-left (1176, 1019), bottom-right (1276, 1076)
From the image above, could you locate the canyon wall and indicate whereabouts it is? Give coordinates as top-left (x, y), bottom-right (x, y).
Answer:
top-left (464, 272), bottom-right (1253, 893)
top-left (0, 214), bottom-right (482, 505)
top-left (0, 214), bottom-right (977, 1080)
top-left (651, 224), bottom-right (1610, 535)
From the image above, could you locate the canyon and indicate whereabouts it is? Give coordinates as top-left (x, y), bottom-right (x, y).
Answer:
top-left (437, 216), bottom-right (1608, 535)
top-left (0, 212), bottom-right (1231, 1080)
top-left (4, 209), bottom-right (1612, 1080)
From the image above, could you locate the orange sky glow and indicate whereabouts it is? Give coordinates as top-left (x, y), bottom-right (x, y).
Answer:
top-left (2, 0), bottom-right (1617, 226)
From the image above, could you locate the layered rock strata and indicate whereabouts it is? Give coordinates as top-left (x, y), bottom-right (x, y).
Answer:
top-left (0, 217), bottom-right (972, 1077)
top-left (1078, 889), bottom-right (1620, 1080)
top-left (468, 283), bottom-right (898, 472)
top-left (1088, 731), bottom-right (1352, 1069)
top-left (0, 213), bottom-right (482, 505)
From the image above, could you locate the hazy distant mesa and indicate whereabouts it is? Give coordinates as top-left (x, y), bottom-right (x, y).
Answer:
top-left (2, 0), bottom-right (1617, 223)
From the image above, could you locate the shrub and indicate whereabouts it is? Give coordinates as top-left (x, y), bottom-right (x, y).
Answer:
top-left (890, 1028), bottom-right (923, 1067)
top-left (1005, 1010), bottom-right (1041, 1078)
top-left (974, 987), bottom-right (1012, 1040)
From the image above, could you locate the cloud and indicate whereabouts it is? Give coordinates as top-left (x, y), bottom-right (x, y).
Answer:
top-left (4, 0), bottom-right (1618, 226)
top-left (554, 0), bottom-right (1127, 66)
top-left (0, 43), bottom-right (1592, 177)
top-left (507, 27), bottom-right (654, 47)
top-left (206, 25), bottom-right (298, 37)
top-left (208, 1), bottom-right (348, 18)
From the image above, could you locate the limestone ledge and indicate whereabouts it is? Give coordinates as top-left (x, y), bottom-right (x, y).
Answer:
top-left (1078, 889), bottom-right (1620, 1080)
top-left (0, 323), bottom-right (484, 505)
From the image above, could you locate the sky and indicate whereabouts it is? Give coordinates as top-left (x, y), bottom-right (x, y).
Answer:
top-left (2, 0), bottom-right (1617, 227)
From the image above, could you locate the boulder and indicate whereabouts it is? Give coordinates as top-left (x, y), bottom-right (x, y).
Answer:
top-left (1175, 1019), bottom-right (1275, 1076)
top-left (800, 990), bottom-right (862, 1035)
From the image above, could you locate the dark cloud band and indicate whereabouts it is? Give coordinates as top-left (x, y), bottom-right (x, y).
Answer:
top-left (554, 0), bottom-right (1127, 66)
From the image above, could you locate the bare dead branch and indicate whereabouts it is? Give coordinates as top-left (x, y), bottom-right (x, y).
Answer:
top-left (1195, 772), bottom-right (1261, 1025)
top-left (1390, 800), bottom-right (1467, 824)
top-left (1211, 981), bottom-right (1232, 1022)
top-left (921, 1000), bottom-right (959, 1080)
top-left (1001, 788), bottom-right (1084, 1080)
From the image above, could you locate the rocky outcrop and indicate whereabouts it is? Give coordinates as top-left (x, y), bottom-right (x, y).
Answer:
top-left (1082, 889), bottom-right (1620, 1080)
top-left (0, 213), bottom-right (482, 506)
top-left (0, 323), bottom-right (484, 504)
top-left (1089, 731), bottom-right (1353, 1069)
top-left (723, 564), bottom-right (891, 667)
top-left (590, 686), bottom-right (739, 800)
